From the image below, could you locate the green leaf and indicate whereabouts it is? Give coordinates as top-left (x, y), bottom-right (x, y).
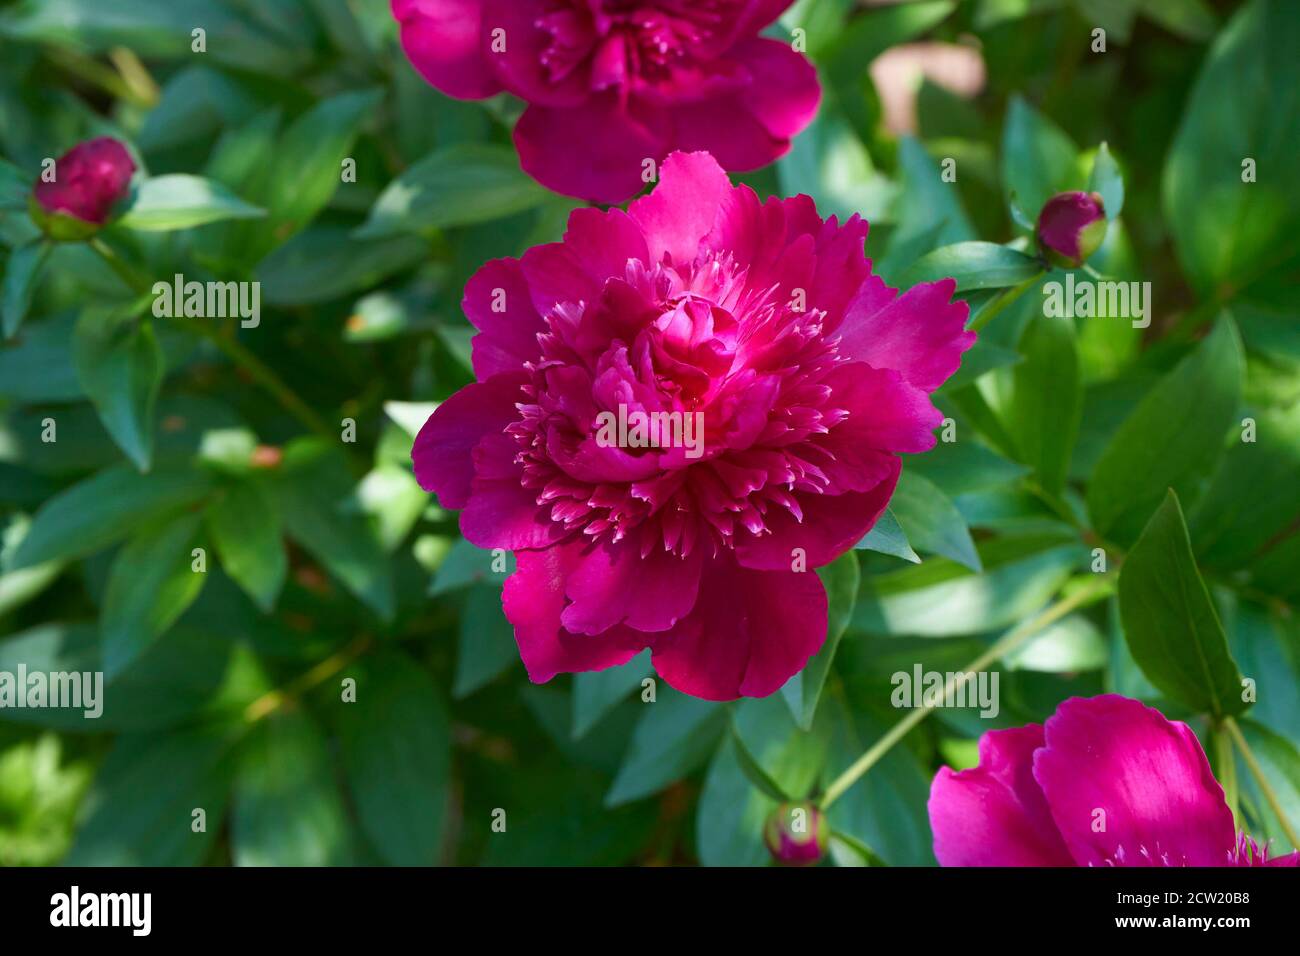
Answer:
top-left (429, 537), bottom-right (512, 595)
top-left (72, 308), bottom-right (164, 471)
top-left (1140, 0), bottom-right (1217, 40)
top-left (1007, 313), bottom-right (1081, 496)
top-left (339, 650), bottom-right (451, 866)
top-left (206, 480), bottom-right (286, 613)
top-left (233, 711), bottom-right (355, 866)
top-left (260, 89), bottom-right (381, 245)
top-left (823, 695), bottom-right (935, 865)
top-left (695, 735), bottom-right (776, 867)
top-left (65, 725), bottom-right (239, 865)
top-left (889, 471), bottom-right (981, 572)
top-left (0, 622), bottom-right (234, 732)
top-left (1163, 0), bottom-right (1299, 297)
top-left (1088, 142), bottom-right (1124, 220)
top-left (1234, 720), bottom-right (1300, 848)
top-left (900, 241), bottom-right (1042, 292)
top-left (572, 650), bottom-right (652, 739)
top-left (101, 512), bottom-right (207, 679)
top-left (2, 240), bottom-right (52, 338)
top-left (781, 552), bottom-right (861, 731)
top-left (854, 539), bottom-right (1083, 636)
top-left (0, 157), bottom-right (29, 210)
top-left (116, 174), bottom-right (264, 231)
top-left (0, 0), bottom-right (308, 76)
top-left (8, 465), bottom-right (213, 570)
top-left (1087, 316), bottom-right (1244, 544)
top-left (356, 143), bottom-right (547, 239)
top-left (940, 338), bottom-right (1023, 391)
top-left (605, 691), bottom-right (727, 807)
top-left (1224, 600), bottom-right (1300, 741)
top-left (1001, 94), bottom-right (1082, 219)
top-left (1117, 490), bottom-right (1247, 718)
top-left (1190, 403), bottom-right (1300, 570)
top-left (272, 441), bottom-right (395, 621)
top-left (257, 226), bottom-right (427, 306)
top-left (892, 135), bottom-right (975, 247)
top-left (733, 694), bottom-right (831, 799)
top-left (778, 112), bottom-right (897, 225)
top-left (453, 584), bottom-right (519, 698)
top-left (856, 508), bottom-right (920, 563)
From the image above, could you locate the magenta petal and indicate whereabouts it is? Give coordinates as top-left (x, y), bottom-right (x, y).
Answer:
top-left (650, 556), bottom-right (827, 700)
top-left (821, 364), bottom-right (945, 458)
top-left (929, 725), bottom-right (1075, 867)
top-left (733, 457), bottom-right (900, 571)
top-left (514, 98), bottom-right (670, 204)
top-left (463, 258), bottom-right (545, 378)
top-left (731, 38), bottom-right (821, 141)
top-left (503, 542), bottom-right (649, 684)
top-left (671, 97), bottom-right (788, 173)
top-left (393, 0), bottom-right (502, 100)
top-left (837, 278), bottom-right (974, 393)
top-left (461, 433), bottom-right (569, 551)
top-left (629, 150), bottom-right (733, 265)
top-left (411, 370), bottom-right (526, 509)
top-left (561, 530), bottom-right (704, 635)
top-left (1032, 695), bottom-right (1238, 867)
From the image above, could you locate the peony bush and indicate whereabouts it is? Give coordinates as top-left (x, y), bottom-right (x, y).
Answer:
top-left (0, 0), bottom-right (1296, 869)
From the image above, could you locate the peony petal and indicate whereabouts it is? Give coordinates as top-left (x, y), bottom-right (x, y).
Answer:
top-left (560, 528), bottom-right (704, 635)
top-left (733, 456), bottom-right (900, 570)
top-left (503, 542), bottom-right (650, 684)
top-left (929, 725), bottom-right (1075, 866)
top-left (1032, 695), bottom-right (1238, 867)
top-left (628, 150), bottom-right (733, 264)
top-left (461, 433), bottom-right (569, 550)
top-left (393, 0), bottom-right (502, 100)
top-left (730, 38), bottom-right (821, 141)
top-left (820, 363), bottom-right (945, 460)
top-left (514, 97), bottom-right (670, 204)
top-left (463, 258), bottom-right (545, 378)
top-left (482, 0), bottom-right (592, 107)
top-left (650, 555), bottom-right (827, 700)
top-left (836, 278), bottom-right (975, 393)
top-left (411, 370), bottom-right (526, 509)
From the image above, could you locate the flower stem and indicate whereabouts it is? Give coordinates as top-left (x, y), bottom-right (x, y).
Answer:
top-left (820, 574), bottom-right (1114, 810)
top-left (967, 271), bottom-right (1044, 334)
top-left (243, 635), bottom-right (373, 723)
top-left (88, 237), bottom-right (333, 441)
top-left (1213, 724), bottom-right (1239, 827)
top-left (1223, 716), bottom-right (1300, 851)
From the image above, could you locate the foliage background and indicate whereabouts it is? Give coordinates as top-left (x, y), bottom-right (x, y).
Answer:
top-left (0, 0), bottom-right (1296, 866)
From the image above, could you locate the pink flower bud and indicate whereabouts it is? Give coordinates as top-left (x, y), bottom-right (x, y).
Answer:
top-left (763, 802), bottom-right (829, 866)
top-left (1035, 191), bottom-right (1107, 268)
top-left (31, 137), bottom-right (136, 238)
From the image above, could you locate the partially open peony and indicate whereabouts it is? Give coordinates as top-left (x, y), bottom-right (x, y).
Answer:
top-left (391, 0), bottom-right (820, 202)
top-left (412, 151), bottom-right (973, 700)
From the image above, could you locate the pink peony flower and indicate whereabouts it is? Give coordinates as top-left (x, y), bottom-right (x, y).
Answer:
top-left (32, 137), bottom-right (136, 228)
top-left (928, 694), bottom-right (1300, 867)
top-left (1035, 190), bottom-right (1106, 268)
top-left (412, 151), bottom-right (973, 700)
top-left (391, 0), bottom-right (820, 203)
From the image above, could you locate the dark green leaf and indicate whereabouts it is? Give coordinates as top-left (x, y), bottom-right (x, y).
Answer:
top-left (605, 690), bottom-right (726, 807)
top-left (781, 552), bottom-right (862, 731)
top-left (901, 242), bottom-right (1042, 291)
top-left (856, 508), bottom-right (920, 563)
top-left (339, 651), bottom-right (451, 866)
top-left (2, 240), bottom-right (51, 338)
top-left (101, 512), bottom-right (207, 678)
top-left (890, 471), bottom-right (981, 571)
top-left (117, 175), bottom-right (264, 231)
top-left (72, 308), bottom-right (164, 471)
top-left (1117, 490), bottom-right (1247, 718)
top-left (1008, 313), bottom-right (1081, 496)
top-left (1087, 316), bottom-right (1243, 544)
top-left (206, 480), bottom-right (286, 613)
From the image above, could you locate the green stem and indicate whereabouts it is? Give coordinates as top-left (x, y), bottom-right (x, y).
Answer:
top-left (244, 635), bottom-right (373, 723)
top-left (968, 271), bottom-right (1044, 333)
top-left (1224, 717), bottom-right (1300, 852)
top-left (88, 238), bottom-right (333, 441)
top-left (820, 574), bottom-right (1114, 809)
top-left (1213, 723), bottom-right (1239, 827)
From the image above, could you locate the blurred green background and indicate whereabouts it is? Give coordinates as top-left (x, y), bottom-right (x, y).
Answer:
top-left (0, 0), bottom-right (1296, 866)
